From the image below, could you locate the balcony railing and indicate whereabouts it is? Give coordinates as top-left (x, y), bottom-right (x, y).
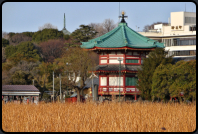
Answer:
top-left (98, 87), bottom-right (141, 95)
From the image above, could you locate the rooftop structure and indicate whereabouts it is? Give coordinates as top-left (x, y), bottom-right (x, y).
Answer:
top-left (62, 13), bottom-right (71, 35)
top-left (138, 11), bottom-right (196, 62)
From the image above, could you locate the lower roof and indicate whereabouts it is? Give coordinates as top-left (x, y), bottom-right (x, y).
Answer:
top-left (2, 85), bottom-right (40, 92)
top-left (95, 65), bottom-right (142, 73)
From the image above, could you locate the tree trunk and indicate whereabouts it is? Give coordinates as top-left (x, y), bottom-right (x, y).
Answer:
top-left (77, 89), bottom-right (81, 102)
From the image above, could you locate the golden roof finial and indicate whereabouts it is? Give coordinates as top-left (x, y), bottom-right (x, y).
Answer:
top-left (122, 11), bottom-right (125, 15)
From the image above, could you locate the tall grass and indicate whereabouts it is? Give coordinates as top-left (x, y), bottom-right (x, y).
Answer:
top-left (2, 101), bottom-right (196, 132)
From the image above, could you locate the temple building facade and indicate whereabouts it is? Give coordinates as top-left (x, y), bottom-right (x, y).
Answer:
top-left (81, 12), bottom-right (165, 101)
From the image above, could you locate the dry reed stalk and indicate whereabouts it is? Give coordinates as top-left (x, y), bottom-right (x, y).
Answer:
top-left (2, 101), bottom-right (196, 132)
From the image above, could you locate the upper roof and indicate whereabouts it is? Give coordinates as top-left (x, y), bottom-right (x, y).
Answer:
top-left (2, 85), bottom-right (40, 92)
top-left (81, 22), bottom-right (165, 49)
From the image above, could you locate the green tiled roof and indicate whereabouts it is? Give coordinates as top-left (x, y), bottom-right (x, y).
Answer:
top-left (81, 22), bottom-right (164, 49)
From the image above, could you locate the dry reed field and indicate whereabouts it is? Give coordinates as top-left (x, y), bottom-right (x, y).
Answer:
top-left (2, 101), bottom-right (196, 132)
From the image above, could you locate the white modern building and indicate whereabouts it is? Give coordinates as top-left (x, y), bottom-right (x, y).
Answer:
top-left (139, 11), bottom-right (196, 62)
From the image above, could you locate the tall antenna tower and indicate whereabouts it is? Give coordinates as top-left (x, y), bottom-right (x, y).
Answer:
top-left (64, 13), bottom-right (66, 29)
top-left (118, 2), bottom-right (120, 22)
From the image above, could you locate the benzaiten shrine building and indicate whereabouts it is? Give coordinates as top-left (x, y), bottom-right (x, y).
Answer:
top-left (81, 11), bottom-right (165, 101)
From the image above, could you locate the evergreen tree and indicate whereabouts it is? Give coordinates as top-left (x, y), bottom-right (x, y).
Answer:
top-left (22, 32), bottom-right (35, 38)
top-left (5, 41), bottom-right (41, 65)
top-left (136, 48), bottom-right (173, 100)
top-left (32, 28), bottom-right (64, 42)
top-left (151, 63), bottom-right (173, 101)
top-left (2, 38), bottom-right (9, 47)
top-left (11, 70), bottom-right (34, 85)
top-left (169, 60), bottom-right (196, 101)
top-left (71, 25), bottom-right (98, 43)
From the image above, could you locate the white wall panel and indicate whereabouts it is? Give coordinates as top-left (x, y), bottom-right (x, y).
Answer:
top-left (109, 59), bottom-right (123, 63)
top-left (100, 77), bottom-right (107, 86)
top-left (114, 88), bottom-right (123, 91)
top-left (102, 88), bottom-right (107, 91)
top-left (109, 77), bottom-right (123, 86)
top-left (101, 60), bottom-right (107, 63)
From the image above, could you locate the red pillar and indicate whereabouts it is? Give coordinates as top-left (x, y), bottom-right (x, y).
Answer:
top-left (27, 98), bottom-right (29, 104)
top-left (135, 94), bottom-right (137, 100)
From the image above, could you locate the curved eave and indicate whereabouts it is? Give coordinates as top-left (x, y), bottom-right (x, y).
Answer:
top-left (82, 46), bottom-right (156, 51)
top-left (90, 70), bottom-right (138, 73)
top-left (80, 22), bottom-right (165, 49)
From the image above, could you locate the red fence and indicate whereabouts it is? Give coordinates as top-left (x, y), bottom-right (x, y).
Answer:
top-left (65, 96), bottom-right (85, 103)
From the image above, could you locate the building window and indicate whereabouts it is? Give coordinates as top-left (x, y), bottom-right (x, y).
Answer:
top-left (190, 50), bottom-right (196, 55)
top-left (179, 39), bottom-right (196, 46)
top-left (169, 50), bottom-right (196, 56)
top-left (189, 25), bottom-right (196, 31)
top-left (125, 77), bottom-right (138, 86)
top-left (126, 59), bottom-right (139, 63)
top-left (185, 17), bottom-right (196, 24)
top-left (163, 38), bottom-right (196, 46)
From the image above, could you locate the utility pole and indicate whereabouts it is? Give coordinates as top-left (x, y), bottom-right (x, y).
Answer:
top-left (92, 71), bottom-right (94, 101)
top-left (53, 71), bottom-right (54, 103)
top-left (117, 57), bottom-right (123, 102)
top-left (33, 79), bottom-right (34, 86)
top-left (59, 73), bottom-right (61, 102)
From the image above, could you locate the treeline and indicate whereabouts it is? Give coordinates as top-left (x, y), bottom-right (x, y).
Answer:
top-left (2, 20), bottom-right (116, 101)
top-left (137, 48), bottom-right (196, 102)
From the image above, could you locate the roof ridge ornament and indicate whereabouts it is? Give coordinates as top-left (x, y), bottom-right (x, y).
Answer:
top-left (119, 11), bottom-right (128, 23)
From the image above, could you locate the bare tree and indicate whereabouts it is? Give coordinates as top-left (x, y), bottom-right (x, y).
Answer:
top-left (2, 31), bottom-right (9, 39)
top-left (9, 33), bottom-right (32, 46)
top-left (143, 24), bottom-right (150, 32)
top-left (143, 22), bottom-right (168, 32)
top-left (89, 18), bottom-right (118, 38)
top-left (39, 39), bottom-right (66, 63)
top-left (102, 18), bottom-right (117, 33)
top-left (38, 23), bottom-right (58, 31)
top-left (2, 47), bottom-right (6, 63)
top-left (61, 47), bottom-right (97, 102)
top-left (89, 23), bottom-right (105, 38)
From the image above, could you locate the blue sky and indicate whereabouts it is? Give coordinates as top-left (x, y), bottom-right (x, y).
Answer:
top-left (2, 2), bottom-right (196, 33)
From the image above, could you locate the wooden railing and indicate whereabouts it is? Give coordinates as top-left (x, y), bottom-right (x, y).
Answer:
top-left (98, 87), bottom-right (141, 95)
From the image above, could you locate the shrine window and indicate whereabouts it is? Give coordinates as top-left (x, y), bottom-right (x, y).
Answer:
top-left (125, 77), bottom-right (138, 86)
top-left (126, 59), bottom-right (139, 63)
